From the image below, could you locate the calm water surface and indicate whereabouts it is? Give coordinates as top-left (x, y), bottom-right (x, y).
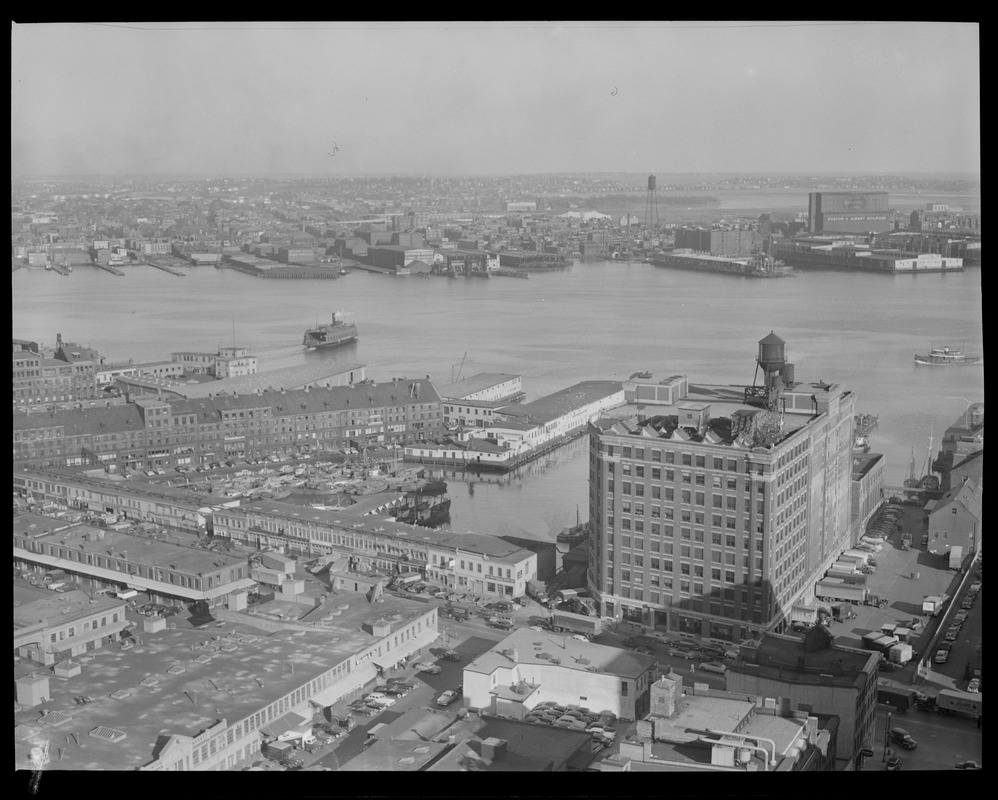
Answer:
top-left (13, 260), bottom-right (984, 542)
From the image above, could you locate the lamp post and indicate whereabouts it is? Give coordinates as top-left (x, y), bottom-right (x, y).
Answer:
top-left (882, 709), bottom-right (892, 762)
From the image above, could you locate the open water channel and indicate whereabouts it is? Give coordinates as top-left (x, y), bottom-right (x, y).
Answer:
top-left (13, 249), bottom-right (983, 545)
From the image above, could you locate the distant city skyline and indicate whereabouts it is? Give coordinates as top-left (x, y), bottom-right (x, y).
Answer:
top-left (12, 21), bottom-right (981, 177)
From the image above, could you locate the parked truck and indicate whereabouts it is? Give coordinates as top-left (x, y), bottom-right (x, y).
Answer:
top-left (549, 610), bottom-right (602, 638)
top-left (922, 594), bottom-right (949, 617)
top-left (878, 685), bottom-right (918, 712)
top-left (888, 643), bottom-right (914, 665)
top-left (841, 550), bottom-right (872, 566)
top-left (815, 580), bottom-right (868, 604)
top-left (526, 579), bottom-right (549, 604)
top-left (862, 633), bottom-right (900, 654)
top-left (790, 604), bottom-right (819, 631)
top-left (948, 546), bottom-right (964, 571)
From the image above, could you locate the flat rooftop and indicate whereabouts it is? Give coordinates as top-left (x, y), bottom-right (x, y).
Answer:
top-left (14, 513), bottom-right (245, 576)
top-left (852, 452), bottom-right (884, 478)
top-left (596, 381), bottom-right (844, 449)
top-left (425, 716), bottom-right (592, 772)
top-left (14, 587), bottom-right (126, 631)
top-left (734, 632), bottom-right (877, 687)
top-left (238, 498), bottom-right (535, 562)
top-left (465, 628), bottom-right (657, 680)
top-left (438, 373), bottom-right (520, 399)
top-left (497, 380), bottom-right (623, 425)
top-left (147, 361), bottom-right (366, 399)
top-left (12, 594), bottom-right (433, 771)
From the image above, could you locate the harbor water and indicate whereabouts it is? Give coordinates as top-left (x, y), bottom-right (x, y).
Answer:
top-left (13, 260), bottom-right (984, 544)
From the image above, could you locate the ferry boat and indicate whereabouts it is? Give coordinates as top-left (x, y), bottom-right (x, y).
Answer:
top-left (914, 346), bottom-right (981, 366)
top-left (303, 312), bottom-right (358, 349)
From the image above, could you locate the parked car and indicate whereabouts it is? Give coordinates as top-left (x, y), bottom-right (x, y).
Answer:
top-left (436, 690), bottom-right (460, 707)
top-left (414, 663), bottom-right (442, 674)
top-left (967, 679), bottom-right (981, 693)
top-left (934, 648), bottom-right (951, 664)
top-left (442, 650), bottom-right (462, 661)
top-left (955, 761), bottom-right (982, 770)
top-left (668, 647), bottom-right (697, 659)
top-left (699, 661), bottom-right (727, 674)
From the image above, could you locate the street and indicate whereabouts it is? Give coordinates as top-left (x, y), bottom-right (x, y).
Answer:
top-left (862, 704), bottom-right (982, 771)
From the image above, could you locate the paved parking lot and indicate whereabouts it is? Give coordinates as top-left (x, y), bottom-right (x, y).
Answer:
top-left (832, 502), bottom-right (979, 692)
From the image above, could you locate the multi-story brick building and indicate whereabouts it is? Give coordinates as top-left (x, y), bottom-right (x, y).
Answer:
top-left (12, 335), bottom-right (102, 407)
top-left (210, 499), bottom-right (538, 601)
top-left (587, 333), bottom-right (855, 644)
top-left (13, 378), bottom-right (443, 471)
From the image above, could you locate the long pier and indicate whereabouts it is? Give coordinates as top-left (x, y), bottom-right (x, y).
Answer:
top-left (95, 263), bottom-right (125, 276)
top-left (495, 268), bottom-right (529, 279)
top-left (145, 260), bottom-right (186, 277)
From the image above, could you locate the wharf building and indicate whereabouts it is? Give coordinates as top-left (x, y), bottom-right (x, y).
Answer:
top-left (13, 335), bottom-right (102, 407)
top-left (462, 628), bottom-right (659, 722)
top-left (405, 380), bottom-right (625, 470)
top-left (926, 479), bottom-right (982, 559)
top-left (875, 230), bottom-right (981, 265)
top-left (366, 245), bottom-right (436, 272)
top-left (673, 227), bottom-right (755, 257)
top-left (113, 361), bottom-right (364, 401)
top-left (14, 595), bottom-right (439, 771)
top-left (595, 673), bottom-right (836, 772)
top-left (933, 402), bottom-right (984, 491)
top-left (438, 372), bottom-right (525, 429)
top-left (773, 237), bottom-right (962, 273)
top-left (652, 251), bottom-right (792, 278)
top-left (13, 469), bottom-right (538, 603)
top-left (807, 192), bottom-right (891, 235)
top-left (587, 333), bottom-right (855, 645)
top-left (13, 377), bottom-right (439, 472)
top-left (725, 627), bottom-right (879, 768)
top-left (13, 511), bottom-right (254, 612)
top-left (14, 584), bottom-right (129, 667)
top-left (210, 499), bottom-right (538, 601)
top-left (170, 346), bottom-right (258, 379)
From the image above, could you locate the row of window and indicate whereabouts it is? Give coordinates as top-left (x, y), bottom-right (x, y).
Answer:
top-left (48, 612), bottom-right (119, 643)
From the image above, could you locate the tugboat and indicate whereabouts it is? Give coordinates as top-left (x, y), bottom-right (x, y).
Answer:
top-left (303, 312), bottom-right (358, 349)
top-left (914, 346), bottom-right (981, 366)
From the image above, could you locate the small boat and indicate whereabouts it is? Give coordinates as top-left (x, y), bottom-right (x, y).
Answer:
top-left (338, 268), bottom-right (350, 276)
top-left (914, 346), bottom-right (981, 366)
top-left (303, 312), bottom-right (358, 349)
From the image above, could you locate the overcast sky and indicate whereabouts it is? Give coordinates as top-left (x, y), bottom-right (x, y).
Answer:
top-left (11, 21), bottom-right (981, 177)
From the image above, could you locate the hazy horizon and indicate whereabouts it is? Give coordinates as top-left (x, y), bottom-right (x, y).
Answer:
top-left (12, 21), bottom-right (981, 177)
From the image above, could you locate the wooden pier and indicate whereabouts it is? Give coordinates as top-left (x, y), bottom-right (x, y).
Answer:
top-left (146, 260), bottom-right (186, 277)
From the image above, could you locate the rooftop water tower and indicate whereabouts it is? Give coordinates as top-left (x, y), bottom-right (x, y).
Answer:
top-left (746, 332), bottom-right (794, 411)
